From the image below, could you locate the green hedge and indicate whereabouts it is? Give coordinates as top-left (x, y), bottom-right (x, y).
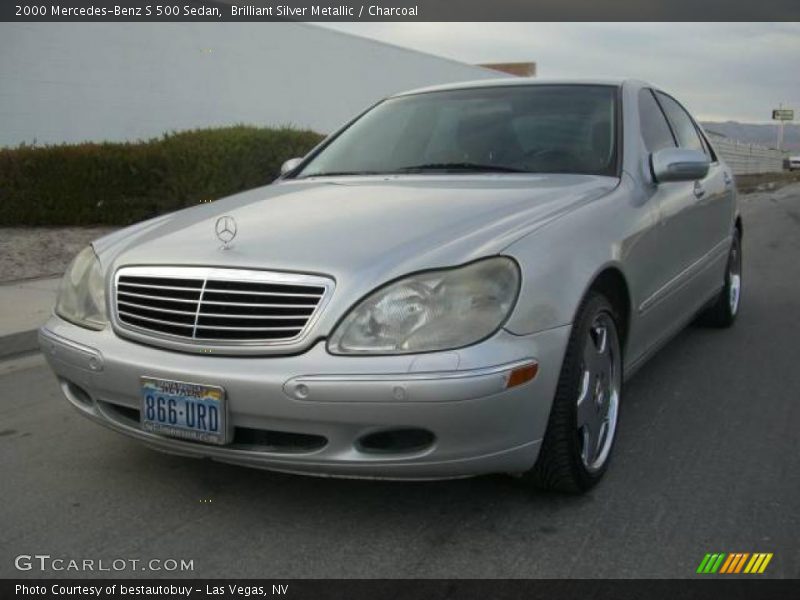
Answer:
top-left (0, 126), bottom-right (324, 226)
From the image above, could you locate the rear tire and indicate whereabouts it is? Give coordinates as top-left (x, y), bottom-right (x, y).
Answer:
top-left (696, 232), bottom-right (742, 328)
top-left (522, 292), bottom-right (622, 493)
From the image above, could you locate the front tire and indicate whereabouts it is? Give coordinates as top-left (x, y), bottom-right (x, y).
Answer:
top-left (522, 292), bottom-right (623, 493)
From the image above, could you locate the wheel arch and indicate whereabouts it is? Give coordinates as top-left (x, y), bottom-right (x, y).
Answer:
top-left (583, 265), bottom-right (632, 352)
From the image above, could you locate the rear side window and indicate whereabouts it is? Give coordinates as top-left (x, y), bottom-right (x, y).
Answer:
top-left (638, 89), bottom-right (676, 152)
top-left (655, 92), bottom-right (706, 155)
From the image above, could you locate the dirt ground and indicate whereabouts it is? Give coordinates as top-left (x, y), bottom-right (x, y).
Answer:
top-left (0, 227), bottom-right (117, 283)
top-left (735, 170), bottom-right (800, 193)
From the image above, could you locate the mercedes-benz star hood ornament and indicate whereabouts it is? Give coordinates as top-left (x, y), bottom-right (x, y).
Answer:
top-left (215, 215), bottom-right (238, 249)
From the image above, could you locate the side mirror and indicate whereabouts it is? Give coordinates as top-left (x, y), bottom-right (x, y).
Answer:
top-left (280, 157), bottom-right (303, 176)
top-left (651, 148), bottom-right (710, 183)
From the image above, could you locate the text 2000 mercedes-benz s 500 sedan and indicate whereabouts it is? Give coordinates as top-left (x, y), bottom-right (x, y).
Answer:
top-left (40, 79), bottom-right (742, 492)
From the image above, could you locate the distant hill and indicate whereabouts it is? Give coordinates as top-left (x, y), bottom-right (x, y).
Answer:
top-left (700, 121), bottom-right (800, 153)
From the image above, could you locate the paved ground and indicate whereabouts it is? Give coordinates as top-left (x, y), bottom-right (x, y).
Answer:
top-left (0, 277), bottom-right (60, 336)
top-left (1, 185), bottom-right (799, 579)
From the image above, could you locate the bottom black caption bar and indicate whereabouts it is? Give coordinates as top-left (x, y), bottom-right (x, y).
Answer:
top-left (4, 579), bottom-right (799, 600)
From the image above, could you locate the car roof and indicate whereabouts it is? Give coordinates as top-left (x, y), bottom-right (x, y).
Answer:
top-left (392, 77), bottom-right (648, 97)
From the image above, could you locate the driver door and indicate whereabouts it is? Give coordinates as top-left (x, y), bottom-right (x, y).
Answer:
top-left (654, 91), bottom-right (733, 312)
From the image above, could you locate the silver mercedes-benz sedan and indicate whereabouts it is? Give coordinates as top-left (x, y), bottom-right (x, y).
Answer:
top-left (40, 79), bottom-right (741, 492)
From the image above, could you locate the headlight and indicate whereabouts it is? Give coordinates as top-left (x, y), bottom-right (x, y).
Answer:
top-left (328, 257), bottom-right (520, 354)
top-left (55, 246), bottom-right (107, 330)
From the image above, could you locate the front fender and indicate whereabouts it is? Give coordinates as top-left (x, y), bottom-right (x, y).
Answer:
top-left (501, 180), bottom-right (645, 337)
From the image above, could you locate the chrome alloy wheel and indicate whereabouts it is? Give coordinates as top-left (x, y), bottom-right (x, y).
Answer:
top-left (728, 237), bottom-right (742, 315)
top-left (576, 312), bottom-right (621, 473)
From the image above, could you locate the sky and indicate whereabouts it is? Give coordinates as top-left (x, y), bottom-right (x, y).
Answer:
top-left (319, 23), bottom-right (799, 123)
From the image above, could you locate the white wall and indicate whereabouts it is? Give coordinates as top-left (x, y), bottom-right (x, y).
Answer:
top-left (0, 23), bottom-right (500, 147)
top-left (708, 134), bottom-right (786, 175)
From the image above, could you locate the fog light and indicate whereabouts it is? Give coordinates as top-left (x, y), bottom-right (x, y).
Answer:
top-left (61, 379), bottom-right (94, 407)
top-left (358, 428), bottom-right (435, 454)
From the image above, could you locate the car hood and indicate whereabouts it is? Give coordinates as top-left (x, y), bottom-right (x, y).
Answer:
top-left (98, 174), bottom-right (616, 274)
top-left (95, 174), bottom-right (617, 321)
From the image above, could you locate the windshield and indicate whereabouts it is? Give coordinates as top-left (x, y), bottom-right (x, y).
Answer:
top-left (295, 85), bottom-right (619, 178)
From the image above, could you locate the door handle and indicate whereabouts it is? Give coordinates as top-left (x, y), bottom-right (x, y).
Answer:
top-left (693, 181), bottom-right (706, 199)
top-left (723, 172), bottom-right (733, 187)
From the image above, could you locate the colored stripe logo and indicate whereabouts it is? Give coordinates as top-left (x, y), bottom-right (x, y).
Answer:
top-left (696, 553), bottom-right (773, 574)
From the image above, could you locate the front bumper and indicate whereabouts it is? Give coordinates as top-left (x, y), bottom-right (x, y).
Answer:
top-left (39, 316), bottom-right (570, 480)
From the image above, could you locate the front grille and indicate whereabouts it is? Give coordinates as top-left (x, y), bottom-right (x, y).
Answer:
top-left (114, 267), bottom-right (332, 345)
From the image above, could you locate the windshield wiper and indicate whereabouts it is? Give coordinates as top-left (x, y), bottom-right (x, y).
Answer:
top-left (393, 162), bottom-right (529, 174)
top-left (296, 170), bottom-right (383, 178)
top-left (297, 163), bottom-right (529, 178)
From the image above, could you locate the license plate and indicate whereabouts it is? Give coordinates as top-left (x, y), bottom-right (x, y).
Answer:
top-left (140, 377), bottom-right (227, 445)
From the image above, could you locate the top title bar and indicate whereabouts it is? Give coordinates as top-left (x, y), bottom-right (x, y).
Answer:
top-left (4, 0), bottom-right (800, 21)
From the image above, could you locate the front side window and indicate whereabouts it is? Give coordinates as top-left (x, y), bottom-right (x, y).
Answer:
top-left (654, 92), bottom-right (707, 155)
top-left (638, 89), bottom-right (676, 153)
top-left (295, 85), bottom-right (619, 178)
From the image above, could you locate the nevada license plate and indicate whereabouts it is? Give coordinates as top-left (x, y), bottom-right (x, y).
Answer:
top-left (140, 377), bottom-right (227, 445)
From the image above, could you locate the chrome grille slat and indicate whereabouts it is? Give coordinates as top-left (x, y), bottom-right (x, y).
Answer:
top-left (200, 306), bottom-right (314, 317)
top-left (118, 275), bottom-right (202, 287)
top-left (197, 312), bottom-right (312, 320)
top-left (201, 292), bottom-right (318, 305)
top-left (118, 290), bottom-right (200, 303)
top-left (114, 267), bottom-right (332, 348)
top-left (120, 287), bottom-right (200, 300)
top-left (200, 300), bottom-right (318, 308)
top-left (119, 310), bottom-right (196, 328)
top-left (118, 300), bottom-right (198, 316)
top-left (193, 324), bottom-right (303, 331)
top-left (199, 289), bottom-right (322, 298)
top-left (118, 282), bottom-right (205, 292)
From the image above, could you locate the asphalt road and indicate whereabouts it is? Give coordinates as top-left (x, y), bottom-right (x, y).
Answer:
top-left (1, 184), bottom-right (799, 580)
